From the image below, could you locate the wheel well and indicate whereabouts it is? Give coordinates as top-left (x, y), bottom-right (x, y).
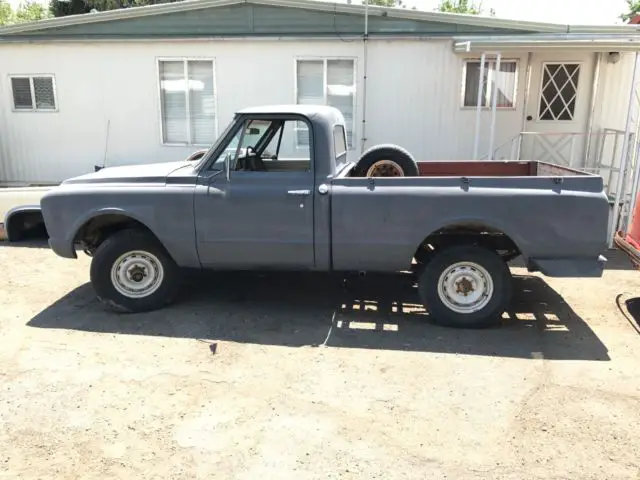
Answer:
top-left (6, 210), bottom-right (48, 242)
top-left (74, 214), bottom-right (153, 252)
top-left (414, 223), bottom-right (521, 264)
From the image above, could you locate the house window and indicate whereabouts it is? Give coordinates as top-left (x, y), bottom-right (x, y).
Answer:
top-left (295, 58), bottom-right (356, 148)
top-left (462, 60), bottom-right (518, 108)
top-left (10, 75), bottom-right (57, 111)
top-left (159, 59), bottom-right (216, 145)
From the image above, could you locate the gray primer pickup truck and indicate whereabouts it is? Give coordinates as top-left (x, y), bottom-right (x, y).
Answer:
top-left (41, 105), bottom-right (609, 328)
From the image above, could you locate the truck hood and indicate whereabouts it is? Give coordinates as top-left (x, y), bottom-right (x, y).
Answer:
top-left (61, 161), bottom-right (193, 185)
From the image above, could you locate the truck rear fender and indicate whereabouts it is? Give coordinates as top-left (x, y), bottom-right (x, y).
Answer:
top-left (413, 219), bottom-right (526, 266)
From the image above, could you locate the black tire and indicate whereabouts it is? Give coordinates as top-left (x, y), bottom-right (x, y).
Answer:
top-left (353, 144), bottom-right (419, 177)
top-left (90, 228), bottom-right (182, 313)
top-left (417, 245), bottom-right (512, 329)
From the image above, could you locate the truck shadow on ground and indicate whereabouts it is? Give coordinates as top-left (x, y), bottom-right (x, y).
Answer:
top-left (27, 271), bottom-right (609, 361)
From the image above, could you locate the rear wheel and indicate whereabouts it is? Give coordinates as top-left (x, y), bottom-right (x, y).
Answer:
top-left (417, 245), bottom-right (512, 328)
top-left (90, 229), bottom-right (181, 313)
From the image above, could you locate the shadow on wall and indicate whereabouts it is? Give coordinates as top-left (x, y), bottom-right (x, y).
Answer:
top-left (27, 271), bottom-right (610, 361)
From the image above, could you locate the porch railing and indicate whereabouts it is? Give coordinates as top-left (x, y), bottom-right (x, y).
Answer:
top-left (485, 130), bottom-right (634, 196)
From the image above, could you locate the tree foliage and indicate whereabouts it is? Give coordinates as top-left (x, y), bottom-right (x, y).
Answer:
top-left (0, 0), bottom-right (14, 25)
top-left (621, 0), bottom-right (640, 22)
top-left (359, 0), bottom-right (415, 9)
top-left (50, 0), bottom-right (92, 17)
top-left (0, 0), bottom-right (51, 25)
top-left (49, 0), bottom-right (183, 16)
top-left (15, 1), bottom-right (50, 22)
top-left (437, 0), bottom-right (493, 15)
top-left (361, 0), bottom-right (397, 6)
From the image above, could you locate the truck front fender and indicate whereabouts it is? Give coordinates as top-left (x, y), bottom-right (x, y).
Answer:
top-left (3, 205), bottom-right (47, 242)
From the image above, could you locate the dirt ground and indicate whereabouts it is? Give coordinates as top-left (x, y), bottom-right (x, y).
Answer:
top-left (0, 244), bottom-right (639, 480)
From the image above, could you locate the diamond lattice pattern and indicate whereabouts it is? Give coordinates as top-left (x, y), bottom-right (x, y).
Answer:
top-left (538, 63), bottom-right (580, 121)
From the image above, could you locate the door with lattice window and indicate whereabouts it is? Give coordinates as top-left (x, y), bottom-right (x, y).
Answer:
top-left (521, 54), bottom-right (593, 168)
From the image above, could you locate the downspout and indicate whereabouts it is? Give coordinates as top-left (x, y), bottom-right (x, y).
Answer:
top-left (584, 52), bottom-right (602, 168)
top-left (360, 0), bottom-right (369, 153)
top-left (517, 52), bottom-right (533, 159)
top-left (488, 52), bottom-right (501, 159)
top-left (472, 53), bottom-right (487, 160)
top-left (610, 50), bottom-right (640, 248)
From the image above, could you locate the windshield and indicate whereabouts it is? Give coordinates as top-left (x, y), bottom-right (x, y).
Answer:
top-left (209, 119), bottom-right (274, 170)
top-left (192, 115), bottom-right (240, 171)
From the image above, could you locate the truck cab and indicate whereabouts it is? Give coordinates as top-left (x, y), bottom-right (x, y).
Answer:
top-left (192, 105), bottom-right (347, 271)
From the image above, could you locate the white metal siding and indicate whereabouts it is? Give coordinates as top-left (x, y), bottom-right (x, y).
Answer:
top-left (0, 41), bottom-right (367, 183)
top-left (0, 38), bottom-right (619, 184)
top-left (594, 52), bottom-right (637, 133)
top-left (365, 40), bottom-right (529, 161)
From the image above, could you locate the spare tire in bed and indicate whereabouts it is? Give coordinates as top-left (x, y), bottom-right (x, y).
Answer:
top-left (353, 144), bottom-right (419, 177)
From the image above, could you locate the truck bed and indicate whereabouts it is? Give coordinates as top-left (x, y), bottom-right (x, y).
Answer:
top-left (332, 159), bottom-right (607, 275)
top-left (413, 160), bottom-right (587, 178)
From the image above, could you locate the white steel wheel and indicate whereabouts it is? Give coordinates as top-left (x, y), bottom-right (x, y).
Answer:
top-left (366, 160), bottom-right (405, 177)
top-left (436, 261), bottom-right (494, 314)
top-left (110, 250), bottom-right (165, 299)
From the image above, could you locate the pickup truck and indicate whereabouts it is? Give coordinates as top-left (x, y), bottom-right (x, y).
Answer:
top-left (40, 105), bottom-right (609, 328)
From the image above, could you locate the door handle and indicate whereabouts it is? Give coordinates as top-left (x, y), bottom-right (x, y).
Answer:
top-left (287, 189), bottom-right (311, 196)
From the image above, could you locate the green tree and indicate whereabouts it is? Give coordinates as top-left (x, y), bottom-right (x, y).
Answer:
top-left (50, 0), bottom-right (182, 17)
top-left (360, 0), bottom-right (416, 8)
top-left (50, 0), bottom-right (92, 17)
top-left (621, 0), bottom-right (640, 22)
top-left (437, 0), bottom-right (491, 15)
top-left (361, 0), bottom-right (398, 5)
top-left (15, 0), bottom-right (50, 22)
top-left (0, 0), bottom-right (14, 25)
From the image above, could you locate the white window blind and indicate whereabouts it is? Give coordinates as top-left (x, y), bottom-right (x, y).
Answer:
top-left (463, 60), bottom-right (517, 108)
top-left (11, 75), bottom-right (56, 111)
top-left (296, 58), bottom-right (356, 148)
top-left (159, 59), bottom-right (216, 145)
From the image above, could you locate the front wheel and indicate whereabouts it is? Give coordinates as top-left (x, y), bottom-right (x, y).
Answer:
top-left (418, 245), bottom-right (512, 328)
top-left (90, 229), bottom-right (181, 313)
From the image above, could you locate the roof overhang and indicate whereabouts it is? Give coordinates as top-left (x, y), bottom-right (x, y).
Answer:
top-left (2, 0), bottom-right (640, 38)
top-left (454, 34), bottom-right (640, 53)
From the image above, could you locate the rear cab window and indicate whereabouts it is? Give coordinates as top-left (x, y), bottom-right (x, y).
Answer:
top-left (333, 125), bottom-right (348, 168)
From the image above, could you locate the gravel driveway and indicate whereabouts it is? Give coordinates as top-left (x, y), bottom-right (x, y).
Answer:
top-left (1, 244), bottom-right (639, 479)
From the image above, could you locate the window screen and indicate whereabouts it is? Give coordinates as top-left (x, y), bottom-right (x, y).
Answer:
top-left (11, 76), bottom-right (56, 111)
top-left (159, 59), bottom-right (216, 145)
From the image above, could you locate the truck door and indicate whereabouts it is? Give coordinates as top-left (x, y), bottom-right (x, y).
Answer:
top-left (194, 116), bottom-right (315, 269)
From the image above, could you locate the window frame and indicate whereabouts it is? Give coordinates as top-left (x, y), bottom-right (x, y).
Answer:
top-left (9, 74), bottom-right (58, 113)
top-left (294, 56), bottom-right (357, 150)
top-left (460, 58), bottom-right (519, 111)
top-left (156, 56), bottom-right (218, 147)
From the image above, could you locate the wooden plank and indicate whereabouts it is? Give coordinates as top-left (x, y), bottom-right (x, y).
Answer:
top-left (417, 161), bottom-right (532, 177)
